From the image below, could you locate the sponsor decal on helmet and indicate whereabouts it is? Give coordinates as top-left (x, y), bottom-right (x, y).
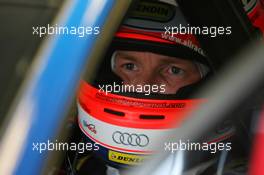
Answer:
top-left (108, 150), bottom-right (145, 165)
top-left (82, 120), bottom-right (97, 134)
top-left (112, 131), bottom-right (150, 147)
top-left (95, 93), bottom-right (186, 108)
top-left (129, 0), bottom-right (175, 22)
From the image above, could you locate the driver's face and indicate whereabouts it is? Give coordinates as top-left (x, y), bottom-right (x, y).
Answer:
top-left (112, 51), bottom-right (201, 94)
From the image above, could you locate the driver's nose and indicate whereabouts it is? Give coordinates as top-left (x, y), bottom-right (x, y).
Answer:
top-left (128, 71), bottom-right (164, 88)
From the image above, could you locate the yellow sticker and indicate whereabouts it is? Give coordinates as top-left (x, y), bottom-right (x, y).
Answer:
top-left (108, 150), bottom-right (145, 165)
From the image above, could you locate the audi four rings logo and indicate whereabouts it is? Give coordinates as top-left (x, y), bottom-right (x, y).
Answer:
top-left (112, 131), bottom-right (149, 147)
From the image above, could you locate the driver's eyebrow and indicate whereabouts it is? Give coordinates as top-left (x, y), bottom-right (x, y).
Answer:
top-left (158, 56), bottom-right (185, 65)
top-left (115, 52), bottom-right (138, 62)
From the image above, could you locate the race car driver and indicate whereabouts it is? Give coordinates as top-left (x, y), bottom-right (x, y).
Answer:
top-left (65, 0), bottom-right (264, 175)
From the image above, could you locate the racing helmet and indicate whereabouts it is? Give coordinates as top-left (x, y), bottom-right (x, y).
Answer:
top-left (77, 0), bottom-right (237, 169)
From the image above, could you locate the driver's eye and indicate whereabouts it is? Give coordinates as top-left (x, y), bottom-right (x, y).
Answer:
top-left (122, 63), bottom-right (137, 71)
top-left (169, 66), bottom-right (184, 75)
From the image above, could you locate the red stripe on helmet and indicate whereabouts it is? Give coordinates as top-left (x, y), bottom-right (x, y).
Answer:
top-left (115, 26), bottom-right (202, 51)
top-left (116, 32), bottom-right (174, 45)
top-left (78, 81), bottom-right (205, 129)
top-left (249, 106), bottom-right (264, 175)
